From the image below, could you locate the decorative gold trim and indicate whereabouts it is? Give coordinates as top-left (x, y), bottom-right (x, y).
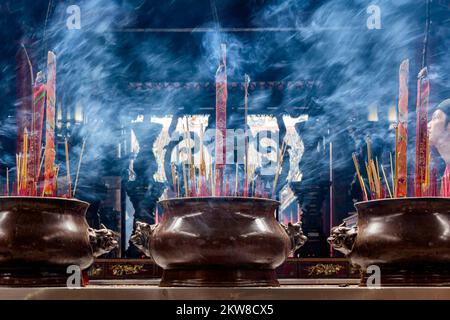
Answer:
top-left (305, 264), bottom-right (344, 276)
top-left (111, 264), bottom-right (145, 276)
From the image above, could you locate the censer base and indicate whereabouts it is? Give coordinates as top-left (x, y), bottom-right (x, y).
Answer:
top-left (359, 264), bottom-right (450, 287)
top-left (159, 268), bottom-right (280, 287)
top-left (0, 266), bottom-right (72, 287)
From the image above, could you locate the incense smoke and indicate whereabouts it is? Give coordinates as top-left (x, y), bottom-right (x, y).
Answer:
top-left (1, 0), bottom-right (450, 217)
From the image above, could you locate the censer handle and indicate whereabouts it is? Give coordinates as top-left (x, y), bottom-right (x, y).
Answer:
top-left (130, 221), bottom-right (158, 258)
top-left (327, 222), bottom-right (358, 256)
top-left (280, 222), bottom-right (308, 254)
top-left (88, 224), bottom-right (120, 258)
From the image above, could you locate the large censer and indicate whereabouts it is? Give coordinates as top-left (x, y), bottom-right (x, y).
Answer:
top-left (328, 197), bottom-right (450, 286)
top-left (0, 196), bottom-right (118, 286)
top-left (131, 196), bottom-right (307, 287)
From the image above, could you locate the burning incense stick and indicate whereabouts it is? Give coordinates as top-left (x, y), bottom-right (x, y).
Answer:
top-left (365, 138), bottom-right (375, 196)
top-left (177, 174), bottom-right (180, 198)
top-left (170, 162), bottom-right (177, 197)
top-left (65, 138), bottom-right (72, 198)
top-left (395, 60), bottom-right (409, 197)
top-left (16, 154), bottom-right (20, 195)
top-left (390, 151), bottom-right (395, 196)
top-left (215, 44), bottom-right (228, 196)
top-left (243, 74), bottom-right (250, 198)
top-left (352, 153), bottom-right (368, 201)
top-left (381, 165), bottom-right (393, 198)
top-left (5, 168), bottom-right (9, 196)
top-left (365, 161), bottom-right (374, 196)
top-left (182, 162), bottom-right (188, 197)
top-left (272, 140), bottom-right (286, 198)
top-left (414, 67), bottom-right (430, 197)
top-left (43, 51), bottom-right (57, 197)
top-left (370, 160), bottom-right (381, 199)
top-left (73, 139), bottom-right (86, 197)
top-left (22, 129), bottom-right (28, 194)
top-left (234, 163), bottom-right (239, 196)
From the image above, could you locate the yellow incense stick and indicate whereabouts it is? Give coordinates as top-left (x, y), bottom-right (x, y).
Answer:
top-left (390, 151), bottom-right (395, 197)
top-left (352, 153), bottom-right (368, 200)
top-left (73, 139), bottom-right (86, 197)
top-left (16, 154), bottom-right (20, 194)
top-left (272, 141), bottom-right (286, 197)
top-left (381, 165), bottom-right (393, 198)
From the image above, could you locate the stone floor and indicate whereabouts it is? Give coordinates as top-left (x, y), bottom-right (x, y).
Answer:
top-left (1, 279), bottom-right (450, 300)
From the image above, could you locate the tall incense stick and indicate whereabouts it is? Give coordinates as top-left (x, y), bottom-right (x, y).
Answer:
top-left (6, 168), bottom-right (9, 196)
top-left (272, 140), bottom-right (286, 198)
top-left (73, 139), bottom-right (86, 197)
top-left (234, 163), bottom-right (239, 196)
top-left (414, 67), bottom-right (430, 196)
top-left (390, 151), bottom-right (395, 197)
top-left (215, 44), bottom-right (228, 196)
top-left (352, 153), bottom-right (368, 201)
top-left (65, 138), bottom-right (72, 197)
top-left (381, 165), bottom-right (393, 198)
top-left (395, 60), bottom-right (409, 197)
top-left (43, 51), bottom-right (57, 197)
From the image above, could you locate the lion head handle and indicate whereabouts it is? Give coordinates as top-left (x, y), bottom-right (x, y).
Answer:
top-left (327, 222), bottom-right (358, 256)
top-left (281, 222), bottom-right (308, 254)
top-left (88, 224), bottom-right (120, 258)
top-left (130, 221), bottom-right (158, 258)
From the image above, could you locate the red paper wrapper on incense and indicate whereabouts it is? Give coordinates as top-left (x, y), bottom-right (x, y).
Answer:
top-left (28, 72), bottom-right (46, 195)
top-left (395, 59), bottom-right (409, 197)
top-left (215, 44), bottom-right (227, 196)
top-left (43, 51), bottom-right (57, 197)
top-left (414, 67), bottom-right (430, 197)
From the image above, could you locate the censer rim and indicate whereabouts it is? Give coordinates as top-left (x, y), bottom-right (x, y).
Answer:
top-left (158, 196), bottom-right (280, 206)
top-left (0, 196), bottom-right (90, 206)
top-left (355, 196), bottom-right (450, 208)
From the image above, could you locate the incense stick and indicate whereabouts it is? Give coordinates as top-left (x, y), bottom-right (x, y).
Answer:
top-left (55, 165), bottom-right (60, 196)
top-left (65, 138), bottom-right (72, 198)
top-left (16, 154), bottom-right (21, 194)
top-left (370, 160), bottom-right (381, 199)
top-left (73, 139), bottom-right (86, 197)
top-left (272, 140), bottom-right (286, 198)
top-left (182, 162), bottom-right (188, 197)
top-left (390, 151), bottom-right (395, 197)
top-left (170, 162), bottom-right (177, 197)
top-left (381, 165), bottom-right (393, 198)
top-left (352, 153), bottom-right (368, 200)
top-left (5, 168), bottom-right (9, 196)
top-left (234, 163), bottom-right (239, 196)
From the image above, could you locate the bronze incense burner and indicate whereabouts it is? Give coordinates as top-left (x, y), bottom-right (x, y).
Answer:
top-left (328, 197), bottom-right (450, 286)
top-left (131, 196), bottom-right (307, 287)
top-left (0, 196), bottom-right (118, 286)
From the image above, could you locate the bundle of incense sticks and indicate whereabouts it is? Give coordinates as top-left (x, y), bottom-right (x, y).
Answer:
top-left (352, 138), bottom-right (393, 201)
top-left (4, 51), bottom-right (86, 199)
top-left (352, 60), bottom-right (450, 200)
top-left (163, 45), bottom-right (287, 200)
